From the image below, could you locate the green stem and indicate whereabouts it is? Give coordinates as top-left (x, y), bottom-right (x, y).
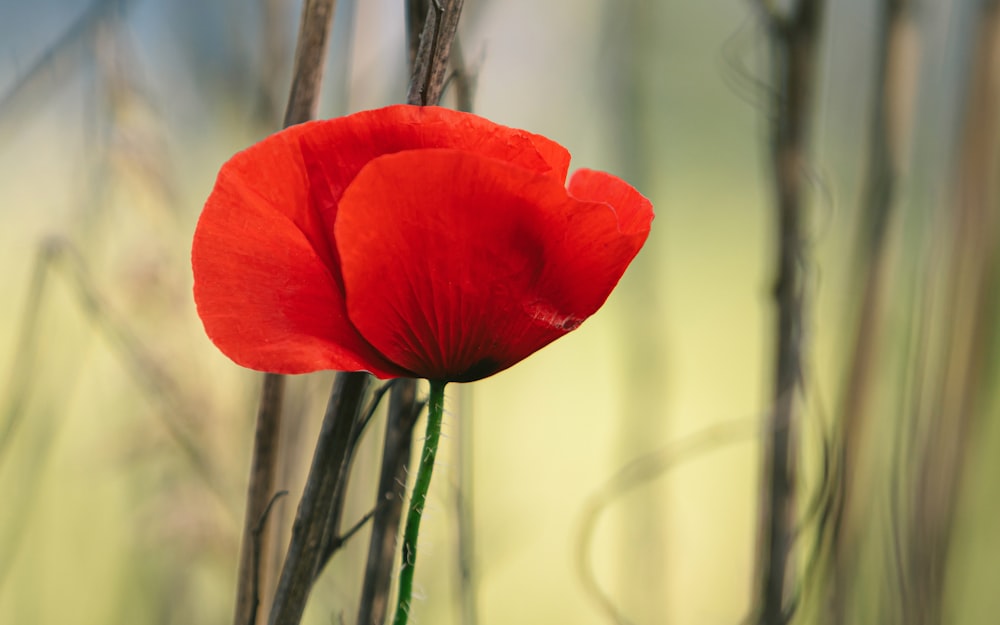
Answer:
top-left (392, 380), bottom-right (447, 625)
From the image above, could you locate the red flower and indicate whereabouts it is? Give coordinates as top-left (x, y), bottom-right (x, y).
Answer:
top-left (192, 105), bottom-right (653, 382)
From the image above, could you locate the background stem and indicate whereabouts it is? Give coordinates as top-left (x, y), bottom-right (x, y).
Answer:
top-left (754, 2), bottom-right (824, 624)
top-left (233, 373), bottom-right (285, 625)
top-left (268, 372), bottom-right (370, 625)
top-left (826, 1), bottom-right (916, 622)
top-left (406, 0), bottom-right (465, 106)
top-left (283, 0), bottom-right (339, 128)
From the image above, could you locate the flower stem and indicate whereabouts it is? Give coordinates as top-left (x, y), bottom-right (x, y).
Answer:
top-left (392, 380), bottom-right (447, 625)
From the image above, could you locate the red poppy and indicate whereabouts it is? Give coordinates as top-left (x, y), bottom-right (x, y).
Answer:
top-left (192, 105), bottom-right (653, 382)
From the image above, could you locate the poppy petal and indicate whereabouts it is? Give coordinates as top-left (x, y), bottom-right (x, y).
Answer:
top-left (297, 105), bottom-right (571, 276)
top-left (192, 106), bottom-right (648, 380)
top-left (568, 168), bottom-right (654, 237)
top-left (335, 149), bottom-right (652, 382)
top-left (192, 142), bottom-right (407, 377)
top-left (298, 105), bottom-right (570, 214)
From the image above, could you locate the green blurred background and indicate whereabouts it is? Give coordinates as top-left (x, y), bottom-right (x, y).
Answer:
top-left (2, 1), bottom-right (999, 624)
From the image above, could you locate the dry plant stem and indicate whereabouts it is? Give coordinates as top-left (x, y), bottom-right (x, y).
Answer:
top-left (284, 0), bottom-right (338, 127)
top-left (268, 372), bottom-right (371, 625)
top-left (406, 0), bottom-right (466, 106)
top-left (357, 379), bottom-right (421, 625)
top-left (248, 490), bottom-right (290, 625)
top-left (314, 380), bottom-right (404, 579)
top-left (313, 387), bottom-right (369, 577)
top-left (906, 5), bottom-right (1000, 623)
top-left (827, 1), bottom-right (915, 621)
top-left (234, 373), bottom-right (287, 625)
top-left (233, 2), bottom-right (339, 624)
top-left (755, 2), bottom-right (823, 624)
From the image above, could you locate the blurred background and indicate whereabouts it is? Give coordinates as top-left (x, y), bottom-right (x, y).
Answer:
top-left (1, 0), bottom-right (998, 624)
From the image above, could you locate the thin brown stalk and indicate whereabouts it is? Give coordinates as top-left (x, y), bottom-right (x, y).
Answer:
top-left (406, 0), bottom-right (466, 106)
top-left (905, 4), bottom-right (1000, 623)
top-left (837, 1), bottom-right (917, 415)
top-left (826, 1), bottom-right (918, 622)
top-left (232, 3), bottom-right (339, 625)
top-left (753, 2), bottom-right (824, 624)
top-left (268, 372), bottom-right (371, 625)
top-left (233, 373), bottom-right (287, 625)
top-left (283, 0), bottom-right (339, 127)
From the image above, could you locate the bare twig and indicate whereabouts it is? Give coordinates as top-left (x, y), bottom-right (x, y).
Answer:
top-left (247, 491), bottom-right (290, 625)
top-left (313, 380), bottom-right (399, 580)
top-left (234, 374), bottom-right (288, 625)
top-left (313, 380), bottom-right (400, 577)
top-left (284, 0), bottom-right (339, 127)
top-left (754, 2), bottom-right (824, 624)
top-left (406, 0), bottom-right (466, 106)
top-left (825, 1), bottom-right (918, 622)
top-left (268, 372), bottom-right (371, 625)
top-left (318, 495), bottom-right (396, 590)
top-left (904, 4), bottom-right (1000, 624)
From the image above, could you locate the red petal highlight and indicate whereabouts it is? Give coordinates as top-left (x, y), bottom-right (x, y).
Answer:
top-left (192, 137), bottom-right (406, 377)
top-left (297, 105), bottom-right (572, 278)
top-left (335, 149), bottom-right (652, 382)
top-left (298, 105), bottom-right (570, 212)
top-left (568, 168), bottom-right (654, 238)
